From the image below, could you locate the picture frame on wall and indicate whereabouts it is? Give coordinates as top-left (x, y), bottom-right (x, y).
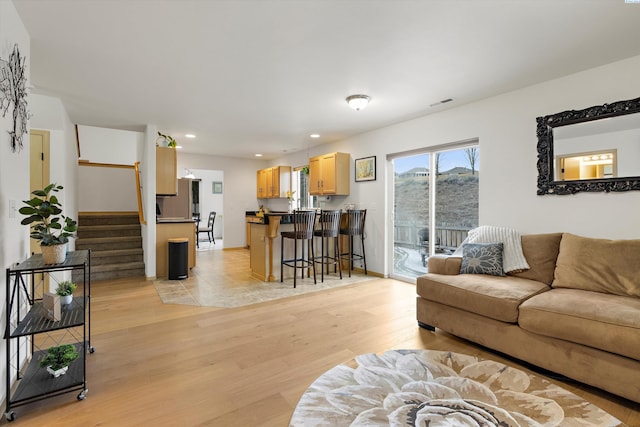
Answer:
top-left (355, 156), bottom-right (376, 182)
top-left (212, 181), bottom-right (223, 194)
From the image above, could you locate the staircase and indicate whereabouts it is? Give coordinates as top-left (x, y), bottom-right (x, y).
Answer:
top-left (74, 213), bottom-right (146, 282)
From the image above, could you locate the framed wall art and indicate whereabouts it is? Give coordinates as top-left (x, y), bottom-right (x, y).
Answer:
top-left (212, 181), bottom-right (223, 194)
top-left (355, 156), bottom-right (376, 182)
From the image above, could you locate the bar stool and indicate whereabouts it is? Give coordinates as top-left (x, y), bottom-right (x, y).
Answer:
top-left (280, 210), bottom-right (317, 288)
top-left (339, 209), bottom-right (367, 277)
top-left (312, 209), bottom-right (342, 282)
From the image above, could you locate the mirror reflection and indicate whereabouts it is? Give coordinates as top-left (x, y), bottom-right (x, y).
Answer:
top-left (553, 113), bottom-right (640, 181)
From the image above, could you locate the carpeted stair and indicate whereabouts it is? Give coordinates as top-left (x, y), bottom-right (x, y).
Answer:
top-left (74, 213), bottom-right (146, 282)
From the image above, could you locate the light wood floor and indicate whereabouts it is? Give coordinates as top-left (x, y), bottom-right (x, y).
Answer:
top-left (6, 249), bottom-right (639, 425)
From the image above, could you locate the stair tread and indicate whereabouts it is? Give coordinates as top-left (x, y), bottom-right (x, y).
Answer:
top-left (78, 224), bottom-right (140, 230)
top-left (89, 248), bottom-right (143, 257)
top-left (76, 236), bottom-right (142, 243)
top-left (79, 261), bottom-right (145, 273)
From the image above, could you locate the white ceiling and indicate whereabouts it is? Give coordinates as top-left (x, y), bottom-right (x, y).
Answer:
top-left (13, 0), bottom-right (640, 160)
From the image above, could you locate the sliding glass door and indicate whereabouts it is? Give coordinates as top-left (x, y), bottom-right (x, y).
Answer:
top-left (391, 144), bottom-right (479, 280)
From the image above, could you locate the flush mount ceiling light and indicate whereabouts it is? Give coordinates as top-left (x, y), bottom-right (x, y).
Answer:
top-left (346, 94), bottom-right (371, 111)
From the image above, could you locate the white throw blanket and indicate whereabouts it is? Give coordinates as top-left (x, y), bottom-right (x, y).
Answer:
top-left (462, 225), bottom-right (529, 273)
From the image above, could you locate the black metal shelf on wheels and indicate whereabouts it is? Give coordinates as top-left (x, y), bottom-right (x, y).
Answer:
top-left (4, 250), bottom-right (94, 422)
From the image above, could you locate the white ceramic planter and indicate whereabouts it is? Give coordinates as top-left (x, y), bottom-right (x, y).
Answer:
top-left (61, 295), bottom-right (73, 305)
top-left (46, 365), bottom-right (69, 378)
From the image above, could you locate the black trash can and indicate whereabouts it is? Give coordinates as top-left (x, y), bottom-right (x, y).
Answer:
top-left (168, 238), bottom-right (189, 280)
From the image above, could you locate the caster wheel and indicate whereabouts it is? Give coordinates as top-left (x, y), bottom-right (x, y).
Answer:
top-left (77, 389), bottom-right (88, 400)
top-left (5, 411), bottom-right (15, 422)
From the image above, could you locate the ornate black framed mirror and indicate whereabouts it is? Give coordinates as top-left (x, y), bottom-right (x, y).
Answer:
top-left (536, 96), bottom-right (640, 195)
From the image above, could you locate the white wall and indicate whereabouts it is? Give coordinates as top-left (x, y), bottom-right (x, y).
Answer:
top-left (77, 125), bottom-right (144, 165)
top-left (77, 165), bottom-right (138, 211)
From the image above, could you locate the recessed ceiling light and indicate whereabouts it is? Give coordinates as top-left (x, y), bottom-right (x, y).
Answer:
top-left (185, 134), bottom-right (196, 138)
top-left (310, 134), bottom-right (320, 138)
top-left (255, 154), bottom-right (263, 157)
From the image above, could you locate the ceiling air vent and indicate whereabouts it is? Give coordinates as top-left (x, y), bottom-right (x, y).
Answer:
top-left (429, 98), bottom-right (454, 107)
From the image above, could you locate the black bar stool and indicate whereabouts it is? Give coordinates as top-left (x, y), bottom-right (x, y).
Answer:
top-left (313, 209), bottom-right (342, 282)
top-left (280, 210), bottom-right (317, 288)
top-left (339, 209), bottom-right (367, 277)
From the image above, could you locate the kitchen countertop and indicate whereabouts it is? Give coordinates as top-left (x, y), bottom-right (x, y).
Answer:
top-left (157, 217), bottom-right (196, 223)
top-left (245, 211), bottom-right (293, 224)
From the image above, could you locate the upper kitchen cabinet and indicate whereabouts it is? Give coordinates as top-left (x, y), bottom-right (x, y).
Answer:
top-left (309, 152), bottom-right (350, 196)
top-left (156, 147), bottom-right (177, 195)
top-left (257, 166), bottom-right (291, 199)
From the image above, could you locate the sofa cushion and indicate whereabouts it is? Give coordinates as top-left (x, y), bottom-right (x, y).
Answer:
top-left (552, 233), bottom-right (640, 297)
top-left (519, 288), bottom-right (640, 361)
top-left (459, 243), bottom-right (505, 276)
top-left (508, 233), bottom-right (562, 285)
top-left (416, 273), bottom-right (549, 323)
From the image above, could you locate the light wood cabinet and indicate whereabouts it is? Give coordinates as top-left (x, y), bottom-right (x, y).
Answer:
top-left (156, 147), bottom-right (177, 195)
top-left (309, 152), bottom-right (350, 195)
top-left (256, 166), bottom-right (291, 199)
top-left (256, 169), bottom-right (268, 198)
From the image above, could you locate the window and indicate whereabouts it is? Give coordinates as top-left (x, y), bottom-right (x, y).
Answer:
top-left (390, 142), bottom-right (479, 280)
top-left (292, 166), bottom-right (317, 210)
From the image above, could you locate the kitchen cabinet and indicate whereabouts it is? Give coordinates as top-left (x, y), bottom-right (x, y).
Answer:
top-left (309, 152), bottom-right (350, 195)
top-left (156, 147), bottom-right (177, 195)
top-left (256, 169), bottom-right (268, 198)
top-left (256, 166), bottom-right (291, 199)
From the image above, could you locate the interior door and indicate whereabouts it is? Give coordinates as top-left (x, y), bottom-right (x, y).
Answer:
top-left (29, 130), bottom-right (51, 255)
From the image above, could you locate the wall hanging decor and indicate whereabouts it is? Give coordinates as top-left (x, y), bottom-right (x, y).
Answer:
top-left (355, 156), bottom-right (376, 182)
top-left (0, 44), bottom-right (30, 152)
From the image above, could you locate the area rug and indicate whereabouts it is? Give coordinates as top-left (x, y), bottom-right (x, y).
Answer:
top-left (290, 349), bottom-right (623, 426)
top-left (153, 273), bottom-right (374, 308)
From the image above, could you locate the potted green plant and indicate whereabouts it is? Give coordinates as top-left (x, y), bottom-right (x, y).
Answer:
top-left (156, 131), bottom-right (177, 148)
top-left (56, 281), bottom-right (77, 305)
top-left (19, 183), bottom-right (78, 264)
top-left (39, 344), bottom-right (79, 378)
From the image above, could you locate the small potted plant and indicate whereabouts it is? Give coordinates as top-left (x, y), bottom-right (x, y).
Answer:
top-left (56, 281), bottom-right (77, 305)
top-left (19, 183), bottom-right (77, 264)
top-left (156, 131), bottom-right (177, 148)
top-left (39, 344), bottom-right (79, 378)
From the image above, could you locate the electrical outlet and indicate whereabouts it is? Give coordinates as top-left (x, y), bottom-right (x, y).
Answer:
top-left (9, 200), bottom-right (16, 218)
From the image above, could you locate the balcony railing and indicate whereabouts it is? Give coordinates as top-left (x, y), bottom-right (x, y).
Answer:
top-left (394, 222), bottom-right (474, 266)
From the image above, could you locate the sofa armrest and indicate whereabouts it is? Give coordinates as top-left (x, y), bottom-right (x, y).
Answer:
top-left (427, 255), bottom-right (462, 275)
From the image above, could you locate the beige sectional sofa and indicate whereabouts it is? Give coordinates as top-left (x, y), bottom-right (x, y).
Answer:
top-left (416, 232), bottom-right (640, 403)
